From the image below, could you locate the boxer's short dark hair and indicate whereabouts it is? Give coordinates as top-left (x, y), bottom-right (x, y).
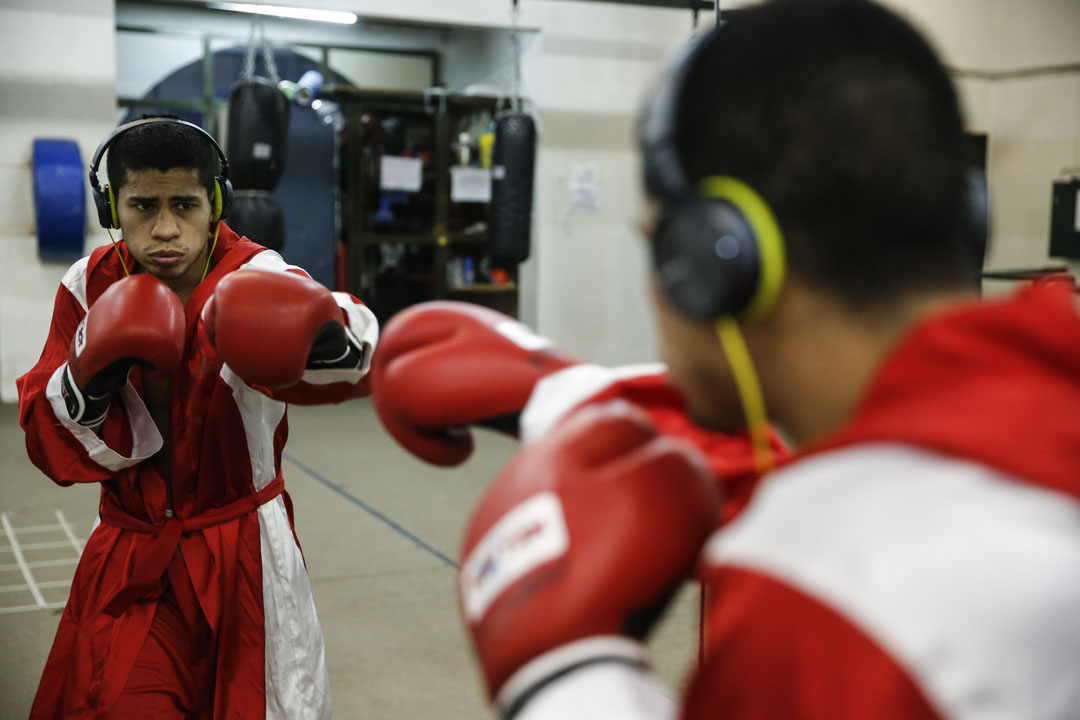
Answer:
top-left (106, 114), bottom-right (220, 202)
top-left (679, 0), bottom-right (971, 309)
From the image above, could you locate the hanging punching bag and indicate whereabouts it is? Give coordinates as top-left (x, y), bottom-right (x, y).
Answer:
top-left (228, 189), bottom-right (285, 252)
top-left (489, 112), bottom-right (536, 265)
top-left (227, 77), bottom-right (290, 191)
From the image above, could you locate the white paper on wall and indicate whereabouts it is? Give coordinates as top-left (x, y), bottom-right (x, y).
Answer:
top-left (380, 156), bottom-right (423, 192)
top-left (568, 162), bottom-right (602, 213)
top-left (450, 166), bottom-right (492, 203)
top-left (561, 161), bottom-right (603, 235)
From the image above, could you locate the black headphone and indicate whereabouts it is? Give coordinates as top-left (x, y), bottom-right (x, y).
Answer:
top-left (639, 28), bottom-right (786, 325)
top-left (965, 166), bottom-right (991, 275)
top-left (639, 27), bottom-right (991, 322)
top-left (89, 117), bottom-right (233, 230)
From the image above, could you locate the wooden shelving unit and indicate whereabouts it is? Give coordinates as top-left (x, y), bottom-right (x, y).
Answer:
top-left (330, 85), bottom-right (520, 322)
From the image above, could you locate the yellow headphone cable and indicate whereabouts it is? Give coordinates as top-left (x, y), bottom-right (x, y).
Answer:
top-left (715, 316), bottom-right (774, 476)
top-left (105, 221), bottom-right (220, 282)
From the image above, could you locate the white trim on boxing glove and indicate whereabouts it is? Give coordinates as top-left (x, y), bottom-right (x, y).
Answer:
top-left (513, 659), bottom-right (677, 720)
top-left (336, 293), bottom-right (378, 374)
top-left (299, 296), bottom-right (378, 386)
top-left (60, 364), bottom-right (106, 427)
top-left (47, 363), bottom-right (164, 471)
top-left (520, 363), bottom-right (667, 444)
top-left (496, 636), bottom-right (655, 719)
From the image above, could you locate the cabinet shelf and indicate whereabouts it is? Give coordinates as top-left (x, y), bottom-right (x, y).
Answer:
top-left (360, 232), bottom-right (434, 246)
top-left (446, 231), bottom-right (488, 245)
top-left (341, 88), bottom-right (518, 320)
top-left (448, 283), bottom-right (518, 293)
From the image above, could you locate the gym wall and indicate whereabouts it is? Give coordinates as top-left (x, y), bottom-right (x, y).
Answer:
top-left (0, 0), bottom-right (1077, 401)
top-left (884, 0), bottom-right (1080, 294)
top-left (0, 0), bottom-right (118, 402)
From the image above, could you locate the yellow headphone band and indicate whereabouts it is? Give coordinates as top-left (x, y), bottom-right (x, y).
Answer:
top-left (211, 180), bottom-right (223, 223)
top-left (106, 222), bottom-right (219, 281)
top-left (102, 185), bottom-right (131, 276)
top-left (203, 181), bottom-right (224, 280)
top-left (102, 183), bottom-right (222, 280)
top-left (105, 179), bottom-right (223, 225)
top-left (694, 176), bottom-right (783, 475)
top-left (107, 185), bottom-right (120, 229)
top-left (698, 175), bottom-right (787, 324)
top-left (106, 227), bottom-right (131, 277)
top-left (201, 221), bottom-right (221, 282)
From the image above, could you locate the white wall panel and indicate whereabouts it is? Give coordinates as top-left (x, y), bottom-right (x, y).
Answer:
top-left (0, 1), bottom-right (116, 402)
top-left (988, 0), bottom-right (1080, 70)
top-left (956, 77), bottom-right (992, 133)
top-left (116, 31), bottom-right (204, 99)
top-left (989, 76), bottom-right (1080, 141)
top-left (0, 167), bottom-right (35, 236)
top-left (3, 0), bottom-right (1079, 398)
top-left (0, 10), bottom-right (115, 84)
top-left (893, 0), bottom-right (992, 70)
top-left (0, 234), bottom-right (70, 401)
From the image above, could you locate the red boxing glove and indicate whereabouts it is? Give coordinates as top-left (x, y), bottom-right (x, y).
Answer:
top-left (458, 401), bottom-right (720, 714)
top-left (61, 274), bottom-right (185, 426)
top-left (371, 301), bottom-right (579, 466)
top-left (205, 269), bottom-right (345, 388)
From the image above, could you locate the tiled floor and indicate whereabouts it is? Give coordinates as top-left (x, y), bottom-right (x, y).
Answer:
top-left (0, 398), bottom-right (701, 719)
top-left (0, 507), bottom-right (83, 615)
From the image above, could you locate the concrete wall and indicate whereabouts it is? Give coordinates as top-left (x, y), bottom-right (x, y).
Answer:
top-left (981, 0), bottom-right (1080, 284)
top-left (2, 0), bottom-right (1078, 400)
top-left (115, 2), bottom-right (449, 90)
top-left (893, 0), bottom-right (1080, 292)
top-left (319, 0), bottom-right (1080, 358)
top-left (0, 0), bottom-right (117, 401)
top-left (246, 0), bottom-right (699, 364)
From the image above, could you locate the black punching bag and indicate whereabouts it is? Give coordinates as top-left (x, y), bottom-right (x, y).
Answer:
top-left (228, 190), bottom-right (285, 252)
top-left (489, 112), bottom-right (537, 265)
top-left (227, 77), bottom-right (290, 191)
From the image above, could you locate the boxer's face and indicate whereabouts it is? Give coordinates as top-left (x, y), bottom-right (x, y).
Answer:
top-left (116, 167), bottom-right (212, 288)
top-left (640, 199), bottom-right (747, 433)
top-left (648, 277), bottom-right (750, 433)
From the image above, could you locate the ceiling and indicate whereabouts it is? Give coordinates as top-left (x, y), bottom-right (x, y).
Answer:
top-left (545, 0), bottom-right (716, 9)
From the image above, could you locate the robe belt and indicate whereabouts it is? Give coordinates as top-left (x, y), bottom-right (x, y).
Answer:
top-left (100, 476), bottom-right (285, 620)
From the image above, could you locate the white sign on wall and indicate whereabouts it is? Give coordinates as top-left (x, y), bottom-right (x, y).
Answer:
top-left (380, 156), bottom-right (423, 192)
top-left (561, 161), bottom-right (603, 235)
top-left (451, 166), bottom-right (492, 203)
top-left (568, 162), bottom-right (602, 214)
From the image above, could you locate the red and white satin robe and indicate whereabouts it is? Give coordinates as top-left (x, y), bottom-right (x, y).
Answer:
top-left (17, 223), bottom-right (378, 719)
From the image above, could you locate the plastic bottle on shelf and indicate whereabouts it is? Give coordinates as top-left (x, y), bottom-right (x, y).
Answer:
top-left (447, 257), bottom-right (464, 287)
top-left (478, 131), bottom-right (495, 169)
top-left (458, 132), bottom-right (472, 166)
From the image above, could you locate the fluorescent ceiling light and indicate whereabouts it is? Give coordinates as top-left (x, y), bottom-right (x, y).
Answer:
top-left (207, 2), bottom-right (358, 24)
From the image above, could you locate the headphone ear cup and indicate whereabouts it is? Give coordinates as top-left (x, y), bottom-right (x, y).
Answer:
top-left (93, 185), bottom-right (120, 229)
top-left (108, 186), bottom-right (120, 229)
top-left (214, 177), bottom-right (233, 222)
top-left (92, 186), bottom-right (113, 229)
top-left (964, 167), bottom-right (990, 273)
top-left (211, 181), bottom-right (222, 223)
top-left (652, 197), bottom-right (761, 321)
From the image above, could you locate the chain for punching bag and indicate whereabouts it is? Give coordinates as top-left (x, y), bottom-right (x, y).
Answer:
top-left (241, 18), bottom-right (280, 87)
top-left (227, 18), bottom-right (290, 192)
top-left (489, 0), bottom-right (537, 266)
